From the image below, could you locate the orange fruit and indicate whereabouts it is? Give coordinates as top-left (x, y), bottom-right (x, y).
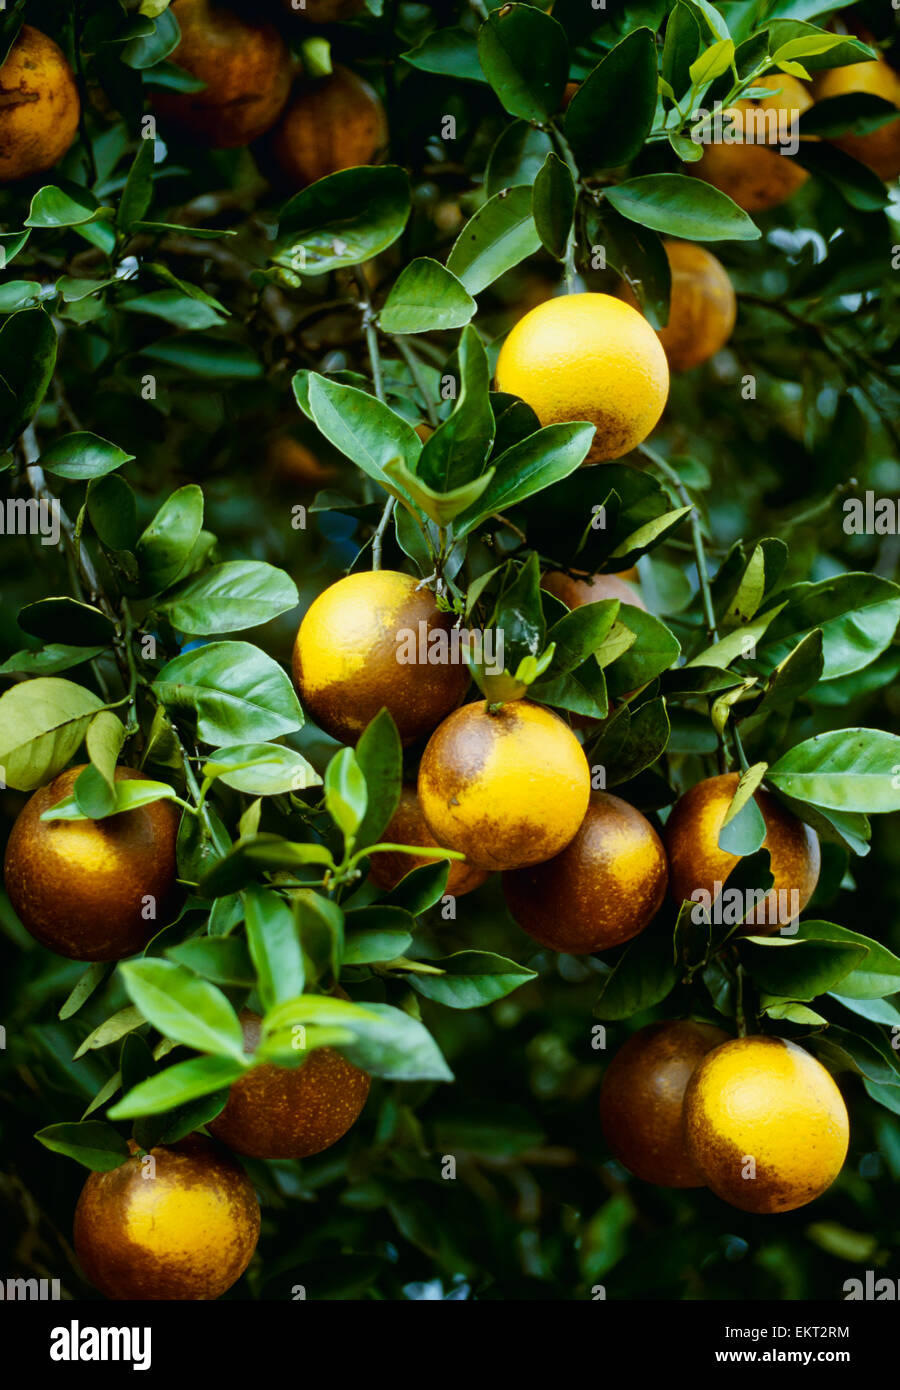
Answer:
top-left (368, 786), bottom-right (489, 896)
top-left (663, 773), bottom-right (820, 931)
top-left (541, 568), bottom-right (647, 612)
top-left (495, 293), bottom-right (669, 464)
top-left (696, 73), bottom-right (813, 212)
top-left (622, 240), bottom-right (737, 372)
top-left (0, 26), bottom-right (80, 182)
top-left (270, 65), bottom-right (387, 188)
top-left (815, 57), bottom-right (900, 182)
top-left (3, 766), bottom-right (180, 961)
top-left (600, 1019), bottom-right (731, 1186)
top-left (208, 1011), bottom-right (370, 1159)
top-left (418, 699), bottom-right (590, 871)
top-left (683, 1035), bottom-right (849, 1212)
top-left (268, 436), bottom-right (336, 488)
top-left (292, 570), bottom-right (470, 746)
top-left (74, 1135), bottom-right (259, 1300)
top-left (152, 0), bottom-right (291, 148)
top-left (502, 792), bottom-right (668, 953)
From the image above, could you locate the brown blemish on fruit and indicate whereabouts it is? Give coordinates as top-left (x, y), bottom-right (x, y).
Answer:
top-left (0, 26), bottom-right (80, 182)
top-left (208, 1011), bottom-right (370, 1159)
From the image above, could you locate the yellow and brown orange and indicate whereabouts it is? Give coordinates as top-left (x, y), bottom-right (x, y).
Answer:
top-left (418, 699), bottom-right (590, 872)
top-left (696, 73), bottom-right (812, 212)
top-left (621, 240), bottom-right (737, 373)
top-left (208, 1011), bottom-right (370, 1159)
top-left (0, 25), bottom-right (80, 182)
top-left (3, 765), bottom-right (180, 961)
top-left (663, 772), bottom-right (820, 931)
top-left (152, 0), bottom-right (291, 148)
top-left (292, 570), bottom-right (470, 746)
top-left (503, 792), bottom-right (668, 953)
top-left (270, 64), bottom-right (387, 188)
top-left (815, 56), bottom-right (900, 182)
top-left (683, 1035), bottom-right (849, 1212)
top-left (74, 1134), bottom-right (260, 1300)
top-left (600, 1019), bottom-right (730, 1186)
top-left (368, 786), bottom-right (489, 896)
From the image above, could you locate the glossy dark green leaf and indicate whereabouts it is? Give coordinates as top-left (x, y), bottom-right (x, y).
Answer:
top-left (276, 166), bottom-right (411, 275)
top-left (605, 174), bottom-right (762, 241)
top-left (477, 3), bottom-right (568, 122)
top-left (565, 29), bottom-right (657, 168)
top-left (447, 186), bottom-right (541, 295)
top-left (154, 642), bottom-right (304, 747)
top-left (35, 1121), bottom-right (130, 1172)
top-left (533, 153), bottom-right (576, 261)
top-left (0, 308), bottom-right (57, 447)
top-left (380, 258), bottom-right (476, 335)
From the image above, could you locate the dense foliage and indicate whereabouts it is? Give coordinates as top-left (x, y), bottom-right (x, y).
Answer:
top-left (1, 0), bottom-right (899, 1301)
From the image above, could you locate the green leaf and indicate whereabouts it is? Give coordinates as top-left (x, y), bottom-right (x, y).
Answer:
top-left (717, 762), bottom-right (768, 856)
top-left (405, 951), bottom-right (537, 1009)
top-left (749, 629), bottom-right (824, 720)
top-left (354, 709), bottom-right (403, 848)
top-left (325, 747), bottom-right (369, 842)
top-left (477, 2), bottom-right (568, 122)
top-left (275, 165), bottom-right (411, 275)
top-left (379, 257), bottom-right (476, 335)
top-left (583, 202), bottom-right (671, 329)
top-left (328, 1000), bottom-right (453, 1081)
top-left (244, 884), bottom-right (305, 1010)
top-left (119, 959), bottom-right (246, 1061)
top-left (17, 598), bottom-right (116, 647)
top-left (756, 574), bottom-right (900, 681)
top-left (454, 423), bottom-right (594, 537)
top-left (418, 325), bottom-right (494, 493)
top-left (117, 137), bottom-right (156, 232)
top-left (109, 1055), bottom-right (244, 1118)
top-left (25, 184), bottom-right (108, 229)
top-left (741, 936), bottom-right (866, 1001)
top-left (73, 1006), bottom-right (145, 1058)
top-left (447, 186), bottom-right (541, 295)
top-left (121, 289), bottom-right (226, 330)
top-left (689, 37), bottom-right (735, 86)
top-left (40, 431), bottom-right (134, 481)
top-left (304, 373), bottom-right (421, 506)
top-left (159, 561), bottom-right (299, 635)
top-left (533, 152), bottom-right (576, 261)
top-left (593, 931), bottom-right (678, 1020)
top-left (565, 28), bottom-right (658, 168)
top-left (166, 935), bottom-right (255, 986)
top-left (343, 928), bottom-right (413, 965)
top-left (202, 743), bottom-right (321, 796)
top-left (401, 27), bottom-right (487, 82)
top-left (485, 121), bottom-right (553, 197)
top-left (663, 3), bottom-right (702, 99)
top-left (544, 599), bottom-right (620, 674)
top-left (605, 174), bottom-right (762, 241)
top-left (797, 921), bottom-right (900, 1000)
top-left (0, 643), bottom-right (107, 677)
top-left (587, 696), bottom-right (671, 786)
top-left (0, 308), bottom-right (57, 447)
top-left (0, 677), bottom-right (103, 790)
top-left (199, 836), bottom-right (335, 898)
top-left (767, 729), bottom-right (900, 814)
top-left (35, 1121), bottom-right (130, 1172)
top-left (154, 641), bottom-right (304, 746)
top-left (59, 963), bottom-right (110, 1021)
top-left (135, 483), bottom-right (204, 593)
top-left (295, 890), bottom-right (345, 986)
top-left (605, 609), bottom-right (681, 697)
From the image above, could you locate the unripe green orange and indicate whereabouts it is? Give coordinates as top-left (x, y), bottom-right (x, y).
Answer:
top-left (3, 766), bottom-right (180, 961)
top-left (600, 1020), bottom-right (731, 1186)
top-left (208, 1011), bottom-right (370, 1159)
top-left (74, 1135), bottom-right (260, 1300)
top-left (292, 570), bottom-right (470, 746)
